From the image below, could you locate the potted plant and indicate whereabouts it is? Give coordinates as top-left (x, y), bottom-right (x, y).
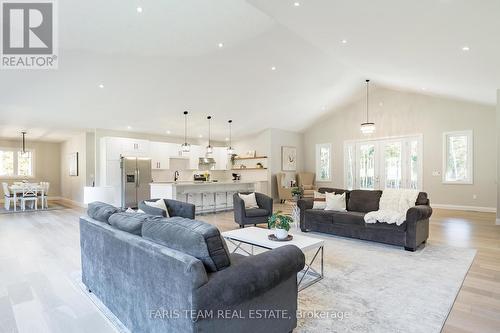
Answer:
top-left (268, 211), bottom-right (293, 240)
top-left (291, 186), bottom-right (303, 200)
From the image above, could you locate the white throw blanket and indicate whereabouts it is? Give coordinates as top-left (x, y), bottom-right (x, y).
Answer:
top-left (364, 189), bottom-right (419, 226)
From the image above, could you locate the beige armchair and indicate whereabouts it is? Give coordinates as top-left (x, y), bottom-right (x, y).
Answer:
top-left (276, 173), bottom-right (293, 203)
top-left (297, 172), bottom-right (316, 198)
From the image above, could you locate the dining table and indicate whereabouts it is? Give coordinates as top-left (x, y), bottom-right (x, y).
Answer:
top-left (8, 183), bottom-right (46, 212)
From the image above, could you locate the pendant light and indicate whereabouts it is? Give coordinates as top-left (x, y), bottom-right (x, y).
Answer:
top-left (206, 116), bottom-right (213, 154)
top-left (181, 111), bottom-right (190, 152)
top-left (360, 79), bottom-right (376, 135)
top-left (21, 131), bottom-right (27, 155)
top-left (227, 120), bottom-right (234, 155)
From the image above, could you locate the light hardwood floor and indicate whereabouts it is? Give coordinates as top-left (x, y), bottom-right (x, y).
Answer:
top-left (0, 202), bottom-right (499, 332)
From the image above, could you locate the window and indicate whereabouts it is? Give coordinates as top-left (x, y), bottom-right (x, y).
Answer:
top-left (443, 130), bottom-right (473, 184)
top-left (0, 148), bottom-right (34, 177)
top-left (344, 135), bottom-right (423, 190)
top-left (315, 143), bottom-right (331, 182)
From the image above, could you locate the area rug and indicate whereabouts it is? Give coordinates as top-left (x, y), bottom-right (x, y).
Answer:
top-left (73, 232), bottom-right (476, 333)
top-left (292, 232), bottom-right (476, 333)
top-left (0, 203), bottom-right (66, 214)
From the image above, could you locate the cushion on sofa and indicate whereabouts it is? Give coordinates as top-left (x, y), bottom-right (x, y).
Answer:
top-left (347, 190), bottom-right (382, 213)
top-left (142, 217), bottom-right (231, 272)
top-left (330, 211), bottom-right (366, 226)
top-left (87, 201), bottom-right (120, 223)
top-left (245, 208), bottom-right (269, 217)
top-left (108, 212), bottom-right (151, 236)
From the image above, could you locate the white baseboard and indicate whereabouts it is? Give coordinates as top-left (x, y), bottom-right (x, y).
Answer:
top-left (496, 218), bottom-right (500, 225)
top-left (432, 203), bottom-right (497, 213)
top-left (57, 197), bottom-right (86, 208)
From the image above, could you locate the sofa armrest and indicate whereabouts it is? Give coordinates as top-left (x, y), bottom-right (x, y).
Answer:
top-left (233, 194), bottom-right (246, 223)
top-left (405, 205), bottom-right (432, 250)
top-left (255, 192), bottom-right (273, 214)
top-left (406, 205), bottom-right (432, 223)
top-left (297, 198), bottom-right (313, 211)
top-left (165, 199), bottom-right (195, 219)
top-left (193, 245), bottom-right (305, 310)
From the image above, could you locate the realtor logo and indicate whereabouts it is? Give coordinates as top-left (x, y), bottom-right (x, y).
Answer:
top-left (1, 0), bottom-right (58, 69)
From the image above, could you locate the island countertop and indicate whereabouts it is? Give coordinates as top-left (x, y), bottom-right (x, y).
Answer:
top-left (150, 181), bottom-right (257, 186)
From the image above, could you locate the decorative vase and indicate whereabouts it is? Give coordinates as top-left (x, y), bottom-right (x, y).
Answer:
top-left (274, 228), bottom-right (288, 240)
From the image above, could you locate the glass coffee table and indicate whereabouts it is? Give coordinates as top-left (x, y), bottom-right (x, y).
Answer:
top-left (222, 227), bottom-right (324, 291)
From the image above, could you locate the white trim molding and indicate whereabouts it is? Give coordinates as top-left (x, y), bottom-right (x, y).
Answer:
top-left (432, 203), bottom-right (496, 213)
top-left (442, 130), bottom-right (473, 185)
top-left (496, 218), bottom-right (500, 225)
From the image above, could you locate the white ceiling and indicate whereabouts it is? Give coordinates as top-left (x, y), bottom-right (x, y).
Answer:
top-left (1, 0), bottom-right (499, 142)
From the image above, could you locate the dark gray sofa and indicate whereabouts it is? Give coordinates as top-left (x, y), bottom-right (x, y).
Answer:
top-left (297, 188), bottom-right (432, 251)
top-left (233, 192), bottom-right (273, 228)
top-left (81, 202), bottom-right (305, 333)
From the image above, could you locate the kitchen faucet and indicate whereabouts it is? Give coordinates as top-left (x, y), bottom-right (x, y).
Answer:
top-left (174, 170), bottom-right (180, 182)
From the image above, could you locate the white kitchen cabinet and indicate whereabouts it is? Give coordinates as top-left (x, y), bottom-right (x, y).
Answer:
top-left (151, 142), bottom-right (170, 170)
top-left (122, 139), bottom-right (150, 157)
top-left (101, 137), bottom-right (150, 160)
top-left (186, 192), bottom-right (203, 210)
top-left (202, 192), bottom-right (215, 211)
top-left (215, 192), bottom-right (227, 208)
top-left (212, 147), bottom-right (229, 170)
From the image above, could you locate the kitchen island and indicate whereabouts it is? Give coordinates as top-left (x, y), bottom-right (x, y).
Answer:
top-left (150, 181), bottom-right (257, 213)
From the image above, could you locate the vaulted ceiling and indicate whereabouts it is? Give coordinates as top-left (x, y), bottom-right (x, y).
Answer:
top-left (1, 0), bottom-right (499, 141)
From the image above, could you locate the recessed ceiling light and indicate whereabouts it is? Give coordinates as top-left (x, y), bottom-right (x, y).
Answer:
top-left (321, 106), bottom-right (326, 111)
top-left (98, 83), bottom-right (104, 89)
top-left (271, 66), bottom-right (276, 71)
top-left (379, 102), bottom-right (384, 107)
top-left (218, 42), bottom-right (224, 48)
top-left (294, 2), bottom-right (300, 6)
top-left (166, 130), bottom-right (171, 134)
top-left (225, 137), bottom-right (229, 141)
top-left (127, 126), bottom-right (132, 130)
top-left (462, 46), bottom-right (470, 51)
top-left (421, 87), bottom-right (427, 91)
top-left (341, 39), bottom-right (347, 44)
top-left (136, 7), bottom-right (143, 13)
top-left (198, 134), bottom-right (203, 138)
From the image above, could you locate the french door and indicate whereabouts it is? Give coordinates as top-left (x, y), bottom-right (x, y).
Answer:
top-left (345, 135), bottom-right (422, 190)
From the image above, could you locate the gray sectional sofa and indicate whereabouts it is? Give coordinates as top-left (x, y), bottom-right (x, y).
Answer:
top-left (297, 188), bottom-right (432, 251)
top-left (81, 201), bottom-right (305, 333)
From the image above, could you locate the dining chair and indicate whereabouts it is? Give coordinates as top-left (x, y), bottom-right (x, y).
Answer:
top-left (2, 182), bottom-right (18, 211)
top-left (20, 184), bottom-right (38, 211)
top-left (38, 182), bottom-right (50, 208)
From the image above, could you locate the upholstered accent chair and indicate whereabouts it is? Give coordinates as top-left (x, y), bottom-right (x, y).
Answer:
top-left (276, 172), bottom-right (294, 203)
top-left (297, 172), bottom-right (316, 198)
top-left (233, 192), bottom-right (273, 228)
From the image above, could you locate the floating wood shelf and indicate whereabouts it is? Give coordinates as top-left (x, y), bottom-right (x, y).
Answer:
top-left (231, 168), bottom-right (268, 170)
top-left (233, 156), bottom-right (268, 160)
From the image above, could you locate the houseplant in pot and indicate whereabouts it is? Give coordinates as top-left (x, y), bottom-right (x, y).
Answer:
top-left (291, 186), bottom-right (303, 200)
top-left (268, 211), bottom-right (293, 240)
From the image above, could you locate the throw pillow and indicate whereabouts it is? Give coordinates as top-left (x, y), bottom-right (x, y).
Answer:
top-left (87, 201), bottom-right (120, 223)
top-left (109, 212), bottom-right (149, 236)
top-left (145, 199), bottom-right (170, 217)
top-left (238, 192), bottom-right (259, 209)
top-left (312, 191), bottom-right (327, 209)
top-left (324, 192), bottom-right (347, 211)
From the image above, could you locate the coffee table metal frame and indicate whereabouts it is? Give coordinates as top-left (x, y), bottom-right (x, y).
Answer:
top-left (223, 235), bottom-right (324, 292)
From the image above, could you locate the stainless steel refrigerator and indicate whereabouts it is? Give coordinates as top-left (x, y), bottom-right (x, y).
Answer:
top-left (120, 156), bottom-right (152, 209)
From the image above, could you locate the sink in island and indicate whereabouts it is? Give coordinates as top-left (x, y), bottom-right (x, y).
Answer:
top-left (150, 181), bottom-right (257, 213)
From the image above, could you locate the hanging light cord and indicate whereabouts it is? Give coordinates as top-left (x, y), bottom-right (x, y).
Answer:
top-left (183, 111), bottom-right (188, 144)
top-left (229, 120), bottom-right (232, 148)
top-left (366, 79), bottom-right (370, 122)
top-left (207, 116), bottom-right (212, 147)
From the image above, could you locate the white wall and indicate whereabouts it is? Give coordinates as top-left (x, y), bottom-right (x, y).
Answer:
top-left (303, 86), bottom-right (497, 209)
top-left (497, 89), bottom-right (500, 222)
top-left (60, 133), bottom-right (87, 205)
top-left (233, 128), bottom-right (304, 200)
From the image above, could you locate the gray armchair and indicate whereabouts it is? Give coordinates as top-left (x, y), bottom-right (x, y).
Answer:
top-left (233, 192), bottom-right (273, 228)
top-left (139, 199), bottom-right (195, 219)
